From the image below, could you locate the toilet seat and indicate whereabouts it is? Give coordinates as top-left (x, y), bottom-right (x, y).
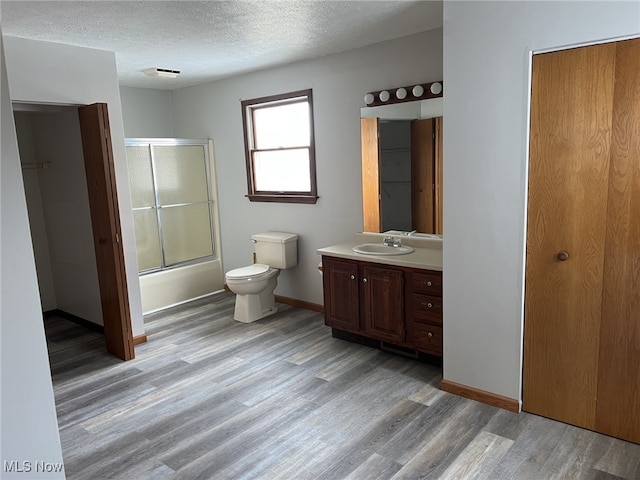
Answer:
top-left (226, 264), bottom-right (272, 280)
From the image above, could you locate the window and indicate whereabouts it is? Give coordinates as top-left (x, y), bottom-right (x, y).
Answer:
top-left (125, 139), bottom-right (217, 274)
top-left (241, 89), bottom-right (318, 203)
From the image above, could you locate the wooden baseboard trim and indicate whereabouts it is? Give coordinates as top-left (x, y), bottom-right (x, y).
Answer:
top-left (440, 379), bottom-right (521, 413)
top-left (44, 309), bottom-right (105, 334)
top-left (223, 284), bottom-right (324, 313)
top-left (275, 295), bottom-right (324, 313)
top-left (133, 334), bottom-right (148, 346)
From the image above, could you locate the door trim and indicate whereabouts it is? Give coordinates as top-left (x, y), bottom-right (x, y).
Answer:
top-left (78, 103), bottom-right (134, 360)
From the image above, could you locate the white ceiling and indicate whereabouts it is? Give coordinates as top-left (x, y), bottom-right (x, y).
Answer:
top-left (0, 0), bottom-right (443, 90)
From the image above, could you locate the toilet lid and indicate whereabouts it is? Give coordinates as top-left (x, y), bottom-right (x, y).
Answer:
top-left (226, 264), bottom-right (270, 279)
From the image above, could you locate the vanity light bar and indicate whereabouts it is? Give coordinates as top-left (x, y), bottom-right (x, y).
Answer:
top-left (364, 81), bottom-right (443, 107)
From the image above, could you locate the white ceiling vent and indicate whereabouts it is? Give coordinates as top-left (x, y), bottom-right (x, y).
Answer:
top-left (143, 67), bottom-right (181, 78)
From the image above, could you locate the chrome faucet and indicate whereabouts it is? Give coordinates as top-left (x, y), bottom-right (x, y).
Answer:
top-left (406, 230), bottom-right (417, 236)
top-left (383, 236), bottom-right (402, 247)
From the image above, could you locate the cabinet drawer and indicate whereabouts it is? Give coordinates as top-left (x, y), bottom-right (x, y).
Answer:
top-left (411, 294), bottom-right (442, 324)
top-left (409, 324), bottom-right (443, 356)
top-left (412, 272), bottom-right (442, 296)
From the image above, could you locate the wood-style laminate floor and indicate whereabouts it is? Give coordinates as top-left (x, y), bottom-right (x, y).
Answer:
top-left (47, 292), bottom-right (640, 480)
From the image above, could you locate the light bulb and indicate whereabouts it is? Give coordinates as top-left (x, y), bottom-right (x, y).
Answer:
top-left (364, 93), bottom-right (375, 105)
top-left (430, 82), bottom-right (443, 95)
top-left (412, 85), bottom-right (424, 97)
top-left (396, 87), bottom-right (407, 100)
top-left (379, 90), bottom-right (390, 102)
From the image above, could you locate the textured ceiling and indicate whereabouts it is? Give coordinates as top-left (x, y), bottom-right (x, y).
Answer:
top-left (0, 0), bottom-right (443, 90)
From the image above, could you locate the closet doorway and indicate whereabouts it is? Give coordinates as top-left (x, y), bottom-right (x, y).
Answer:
top-left (523, 38), bottom-right (640, 444)
top-left (16, 102), bottom-right (134, 361)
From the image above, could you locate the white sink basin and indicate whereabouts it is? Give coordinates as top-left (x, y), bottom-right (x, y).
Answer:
top-left (352, 243), bottom-right (415, 256)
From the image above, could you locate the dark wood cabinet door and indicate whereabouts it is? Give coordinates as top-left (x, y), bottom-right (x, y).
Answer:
top-left (361, 265), bottom-right (404, 343)
top-left (322, 257), bottom-right (360, 332)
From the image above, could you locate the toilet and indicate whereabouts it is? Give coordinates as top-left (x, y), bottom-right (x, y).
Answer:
top-left (225, 232), bottom-right (298, 323)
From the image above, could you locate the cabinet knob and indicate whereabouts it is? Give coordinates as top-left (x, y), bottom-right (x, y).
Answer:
top-left (350, 275), bottom-right (355, 280)
top-left (363, 278), bottom-right (368, 283)
top-left (428, 332), bottom-right (433, 338)
top-left (557, 251), bottom-right (569, 262)
top-left (427, 281), bottom-right (432, 286)
top-left (427, 302), bottom-right (433, 308)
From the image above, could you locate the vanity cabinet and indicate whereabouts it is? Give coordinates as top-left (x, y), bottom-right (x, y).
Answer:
top-left (322, 257), bottom-right (404, 343)
top-left (322, 255), bottom-right (442, 357)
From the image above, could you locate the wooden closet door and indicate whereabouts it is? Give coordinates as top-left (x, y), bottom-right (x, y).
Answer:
top-left (523, 43), bottom-right (616, 429)
top-left (595, 38), bottom-right (640, 443)
top-left (79, 103), bottom-right (135, 361)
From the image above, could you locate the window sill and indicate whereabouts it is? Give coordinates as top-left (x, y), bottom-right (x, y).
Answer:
top-left (246, 194), bottom-right (318, 204)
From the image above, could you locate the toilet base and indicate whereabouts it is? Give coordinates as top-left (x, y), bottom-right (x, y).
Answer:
top-left (226, 267), bottom-right (279, 323)
top-left (233, 289), bottom-right (277, 323)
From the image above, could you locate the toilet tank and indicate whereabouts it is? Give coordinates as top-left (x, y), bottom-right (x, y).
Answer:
top-left (252, 232), bottom-right (298, 269)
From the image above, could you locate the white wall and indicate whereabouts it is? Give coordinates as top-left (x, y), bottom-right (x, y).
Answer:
top-left (0, 35), bottom-right (65, 479)
top-left (3, 36), bottom-right (145, 337)
top-left (16, 110), bottom-right (104, 324)
top-left (442, 1), bottom-right (640, 401)
top-left (172, 30), bottom-right (443, 305)
top-left (119, 86), bottom-right (174, 138)
top-left (14, 113), bottom-right (57, 311)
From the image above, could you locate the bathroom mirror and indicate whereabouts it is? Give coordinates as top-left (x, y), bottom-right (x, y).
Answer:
top-left (361, 97), bottom-right (443, 235)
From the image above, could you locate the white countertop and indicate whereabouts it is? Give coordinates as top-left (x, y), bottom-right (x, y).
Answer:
top-left (317, 233), bottom-right (443, 271)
